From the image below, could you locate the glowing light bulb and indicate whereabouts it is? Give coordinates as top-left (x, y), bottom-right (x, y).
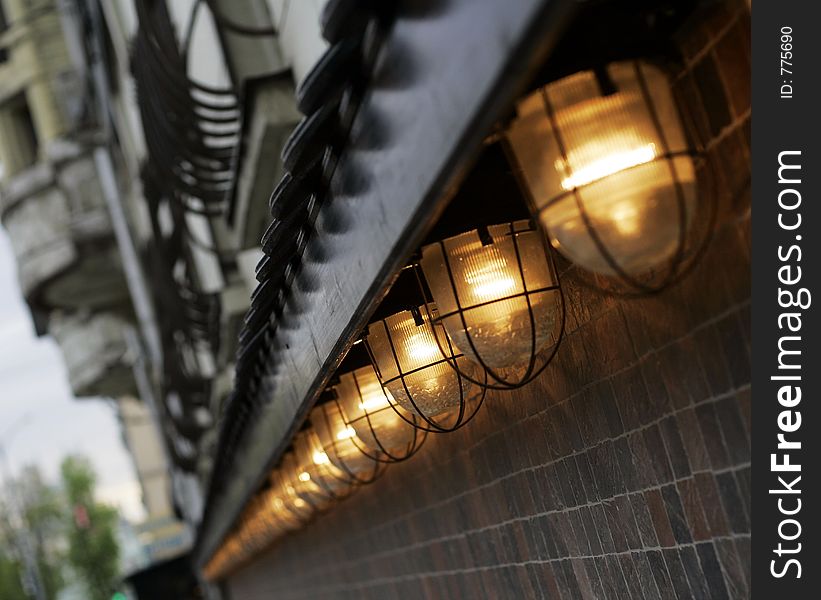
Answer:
top-left (506, 62), bottom-right (697, 277)
top-left (559, 144), bottom-right (656, 190)
top-left (293, 429), bottom-right (352, 502)
top-left (310, 403), bottom-right (375, 477)
top-left (336, 366), bottom-right (417, 453)
top-left (420, 223), bottom-right (557, 370)
top-left (367, 307), bottom-right (481, 419)
top-left (465, 260), bottom-right (516, 299)
top-left (358, 388), bottom-right (392, 412)
top-left (406, 332), bottom-right (441, 362)
top-left (611, 202), bottom-right (642, 235)
top-left (335, 426), bottom-right (357, 441)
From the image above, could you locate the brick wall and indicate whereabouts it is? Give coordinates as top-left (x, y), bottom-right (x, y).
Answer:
top-left (224, 2), bottom-right (751, 598)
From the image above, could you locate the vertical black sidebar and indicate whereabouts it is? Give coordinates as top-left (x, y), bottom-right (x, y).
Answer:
top-left (753, 1), bottom-right (820, 596)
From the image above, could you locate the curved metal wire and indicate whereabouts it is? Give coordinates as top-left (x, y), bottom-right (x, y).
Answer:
top-left (304, 470), bottom-right (356, 505)
top-left (363, 323), bottom-right (488, 433)
top-left (332, 376), bottom-right (427, 464)
top-left (418, 222), bottom-right (567, 391)
top-left (130, 0), bottom-right (251, 467)
top-left (535, 59), bottom-right (718, 295)
top-left (133, 0), bottom-right (242, 218)
top-left (316, 404), bottom-right (386, 485)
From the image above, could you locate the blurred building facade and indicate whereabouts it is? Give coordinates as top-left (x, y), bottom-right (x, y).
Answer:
top-left (0, 0), bottom-right (325, 575)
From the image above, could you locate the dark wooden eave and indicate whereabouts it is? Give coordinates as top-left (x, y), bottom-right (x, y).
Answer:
top-left (195, 0), bottom-right (577, 567)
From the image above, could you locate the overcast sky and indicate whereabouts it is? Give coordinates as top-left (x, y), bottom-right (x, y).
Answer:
top-left (0, 228), bottom-right (145, 522)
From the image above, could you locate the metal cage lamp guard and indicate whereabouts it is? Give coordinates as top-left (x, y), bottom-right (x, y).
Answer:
top-left (415, 220), bottom-right (566, 391)
top-left (277, 450), bottom-right (323, 518)
top-left (259, 484), bottom-right (304, 535)
top-left (230, 515), bottom-right (262, 561)
top-left (205, 458), bottom-right (320, 578)
top-left (236, 496), bottom-right (289, 554)
top-left (292, 428), bottom-right (356, 506)
top-left (364, 305), bottom-right (487, 432)
top-left (505, 59), bottom-right (718, 294)
top-left (310, 401), bottom-right (386, 484)
top-left (268, 464), bottom-right (315, 529)
top-left (210, 491), bottom-right (295, 576)
top-left (205, 538), bottom-right (241, 579)
top-left (333, 365), bottom-right (427, 463)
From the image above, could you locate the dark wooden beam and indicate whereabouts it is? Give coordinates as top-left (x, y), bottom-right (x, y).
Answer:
top-left (196, 0), bottom-right (576, 567)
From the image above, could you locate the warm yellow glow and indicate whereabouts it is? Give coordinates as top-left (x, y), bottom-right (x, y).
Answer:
top-left (294, 429), bottom-right (352, 499)
top-left (559, 143), bottom-right (656, 190)
top-left (406, 332), bottom-right (442, 362)
top-left (336, 366), bottom-right (418, 453)
top-left (366, 306), bottom-right (484, 418)
top-left (420, 223), bottom-right (557, 370)
top-left (507, 63), bottom-right (699, 277)
top-left (464, 262), bottom-right (516, 299)
top-left (335, 426), bottom-right (357, 441)
top-left (293, 498), bottom-right (306, 508)
top-left (310, 403), bottom-right (377, 478)
top-left (611, 202), bottom-right (642, 235)
top-left (358, 390), bottom-right (392, 412)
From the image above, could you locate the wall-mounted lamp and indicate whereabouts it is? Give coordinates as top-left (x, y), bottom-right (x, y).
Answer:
top-left (237, 496), bottom-right (287, 554)
top-left (204, 538), bottom-right (241, 580)
top-left (265, 470), bottom-right (309, 532)
top-left (419, 220), bottom-right (564, 388)
top-left (365, 305), bottom-right (485, 430)
top-left (334, 365), bottom-right (425, 462)
top-left (292, 428), bottom-right (353, 506)
top-left (277, 449), bottom-right (325, 516)
top-left (506, 60), bottom-right (712, 292)
top-left (271, 454), bottom-right (316, 524)
top-left (311, 401), bottom-right (384, 483)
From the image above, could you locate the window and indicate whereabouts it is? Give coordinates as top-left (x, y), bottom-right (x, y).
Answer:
top-left (0, 95), bottom-right (40, 178)
top-left (0, 3), bottom-right (8, 63)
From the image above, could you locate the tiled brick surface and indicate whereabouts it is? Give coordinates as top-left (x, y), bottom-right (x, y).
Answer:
top-left (225, 2), bottom-right (750, 598)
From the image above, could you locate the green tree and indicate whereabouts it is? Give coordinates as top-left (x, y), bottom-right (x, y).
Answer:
top-left (1, 467), bottom-right (66, 600)
top-left (18, 466), bottom-right (66, 598)
top-left (60, 456), bottom-right (120, 600)
top-left (0, 496), bottom-right (26, 600)
top-left (0, 550), bottom-right (26, 600)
